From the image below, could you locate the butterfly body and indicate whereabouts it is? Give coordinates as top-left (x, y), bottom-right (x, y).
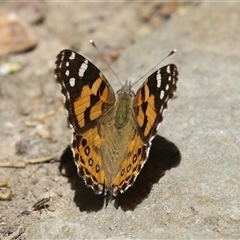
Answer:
top-left (55, 49), bottom-right (178, 196)
top-left (98, 93), bottom-right (136, 193)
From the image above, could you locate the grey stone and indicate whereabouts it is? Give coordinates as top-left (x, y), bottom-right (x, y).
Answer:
top-left (27, 218), bottom-right (106, 239)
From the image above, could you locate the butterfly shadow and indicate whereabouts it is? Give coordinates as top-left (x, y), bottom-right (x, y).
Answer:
top-left (59, 135), bottom-right (181, 212)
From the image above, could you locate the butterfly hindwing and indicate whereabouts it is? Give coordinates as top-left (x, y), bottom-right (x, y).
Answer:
top-left (133, 64), bottom-right (178, 143)
top-left (111, 132), bottom-right (148, 195)
top-left (72, 128), bottom-right (108, 195)
top-left (55, 49), bottom-right (115, 134)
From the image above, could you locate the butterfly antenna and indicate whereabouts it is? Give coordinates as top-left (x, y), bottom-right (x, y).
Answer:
top-left (131, 49), bottom-right (177, 87)
top-left (90, 40), bottom-right (123, 87)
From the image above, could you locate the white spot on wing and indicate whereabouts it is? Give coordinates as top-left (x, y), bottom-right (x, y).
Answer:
top-left (145, 141), bottom-right (152, 158)
top-left (66, 61), bottom-right (69, 67)
top-left (156, 69), bottom-right (161, 88)
top-left (160, 90), bottom-right (165, 99)
top-left (70, 77), bottom-right (75, 87)
top-left (79, 59), bottom-right (88, 77)
top-left (166, 65), bottom-right (170, 73)
top-left (165, 84), bottom-right (169, 90)
top-left (160, 105), bottom-right (163, 113)
top-left (66, 88), bottom-right (70, 100)
top-left (69, 52), bottom-right (75, 60)
top-left (65, 70), bottom-right (69, 76)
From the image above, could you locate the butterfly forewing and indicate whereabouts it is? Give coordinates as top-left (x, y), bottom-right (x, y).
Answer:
top-left (55, 50), bottom-right (115, 134)
top-left (133, 64), bottom-right (178, 143)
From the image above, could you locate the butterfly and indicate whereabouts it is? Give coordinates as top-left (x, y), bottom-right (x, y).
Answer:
top-left (54, 49), bottom-right (178, 196)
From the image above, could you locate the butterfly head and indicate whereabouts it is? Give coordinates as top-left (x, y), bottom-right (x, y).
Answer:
top-left (116, 80), bottom-right (135, 98)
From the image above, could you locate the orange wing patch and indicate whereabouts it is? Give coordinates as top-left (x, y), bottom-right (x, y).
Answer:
top-left (134, 82), bottom-right (158, 141)
top-left (73, 86), bottom-right (92, 128)
top-left (143, 95), bottom-right (157, 137)
top-left (73, 74), bottom-right (111, 128)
